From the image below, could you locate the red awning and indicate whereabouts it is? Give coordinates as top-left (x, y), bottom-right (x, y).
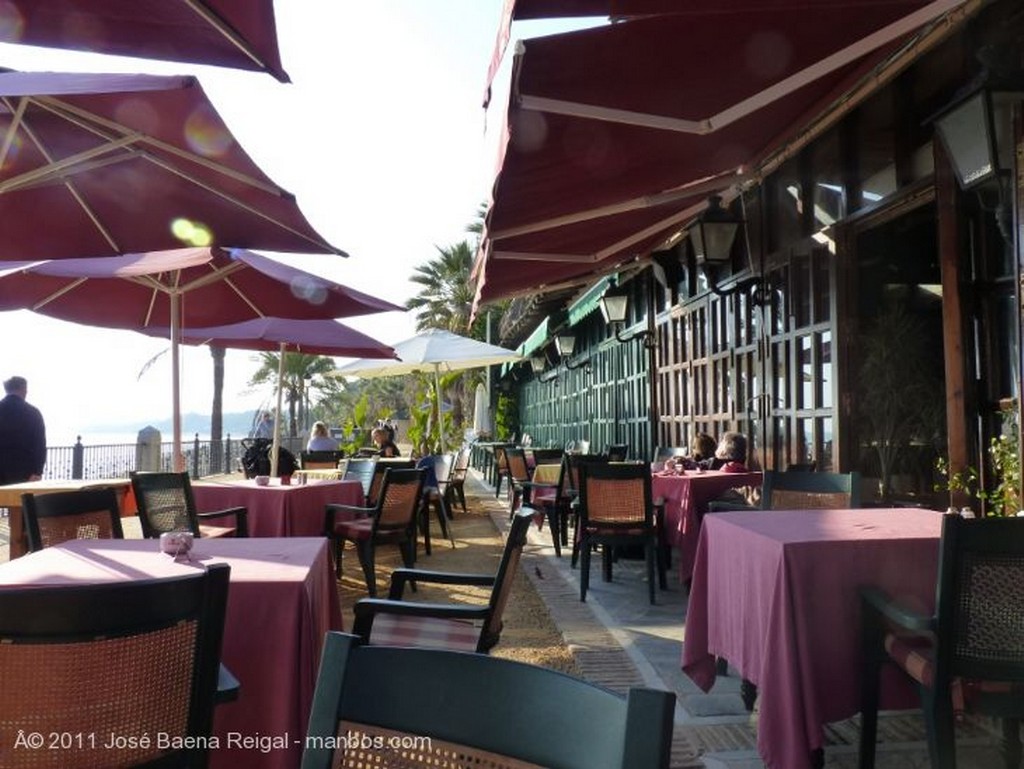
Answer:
top-left (476, 0), bottom-right (967, 306)
top-left (3, 1), bottom-right (290, 82)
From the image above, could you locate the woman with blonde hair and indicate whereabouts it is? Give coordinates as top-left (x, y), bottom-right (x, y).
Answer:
top-left (306, 421), bottom-right (338, 451)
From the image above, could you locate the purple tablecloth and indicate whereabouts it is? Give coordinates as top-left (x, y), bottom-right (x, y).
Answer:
top-left (651, 470), bottom-right (761, 581)
top-left (192, 478), bottom-right (363, 537)
top-left (682, 507), bottom-right (942, 769)
top-left (0, 537), bottom-right (342, 769)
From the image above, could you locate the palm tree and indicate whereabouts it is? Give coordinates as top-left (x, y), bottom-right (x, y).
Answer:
top-left (210, 345), bottom-right (225, 472)
top-left (249, 352), bottom-right (336, 436)
top-left (405, 241), bottom-right (476, 333)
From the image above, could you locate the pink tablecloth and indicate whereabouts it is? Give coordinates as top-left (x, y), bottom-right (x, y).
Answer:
top-left (192, 478), bottom-right (364, 538)
top-left (682, 508), bottom-right (942, 769)
top-left (0, 537), bottom-right (342, 769)
top-left (651, 470), bottom-right (762, 581)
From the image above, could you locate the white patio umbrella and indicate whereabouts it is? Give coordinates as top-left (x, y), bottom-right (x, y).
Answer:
top-left (332, 328), bottom-right (522, 452)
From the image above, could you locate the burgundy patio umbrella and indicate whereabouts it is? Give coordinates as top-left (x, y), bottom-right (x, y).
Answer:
top-left (145, 317), bottom-right (399, 475)
top-left (0, 70), bottom-right (341, 261)
top-left (476, 0), bottom-right (966, 306)
top-left (0, 248), bottom-right (403, 468)
top-left (1, 1), bottom-right (290, 81)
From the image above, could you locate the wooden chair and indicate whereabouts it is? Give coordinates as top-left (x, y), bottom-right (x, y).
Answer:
top-left (762, 469), bottom-right (861, 509)
top-left (21, 487), bottom-right (123, 552)
top-left (302, 631), bottom-right (675, 769)
top-left (131, 471), bottom-right (248, 538)
top-left (324, 468), bottom-right (425, 595)
top-left (859, 514), bottom-right (1024, 769)
top-left (0, 564), bottom-right (233, 769)
top-left (575, 461), bottom-right (666, 604)
top-left (342, 456), bottom-right (377, 503)
top-left (300, 449), bottom-right (345, 469)
top-left (351, 509), bottom-right (532, 653)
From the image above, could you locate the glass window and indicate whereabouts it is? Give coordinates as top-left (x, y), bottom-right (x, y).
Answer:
top-left (772, 159), bottom-right (804, 247)
top-left (856, 92), bottom-right (897, 206)
top-left (799, 335), bottom-right (814, 409)
top-left (811, 130), bottom-right (845, 231)
top-left (821, 331), bottom-right (833, 409)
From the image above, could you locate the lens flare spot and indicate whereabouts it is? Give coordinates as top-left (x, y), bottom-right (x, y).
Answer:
top-left (289, 275), bottom-right (328, 306)
top-left (0, 131), bottom-right (23, 171)
top-left (60, 12), bottom-right (108, 50)
top-left (184, 106), bottom-right (233, 158)
top-left (171, 218), bottom-right (214, 247)
top-left (0, 1), bottom-right (24, 43)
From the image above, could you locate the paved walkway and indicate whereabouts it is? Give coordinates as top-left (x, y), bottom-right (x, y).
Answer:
top-left (464, 470), bottom-right (1004, 769)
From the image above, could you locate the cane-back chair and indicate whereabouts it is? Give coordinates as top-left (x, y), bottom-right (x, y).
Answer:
top-left (302, 631), bottom-right (675, 769)
top-left (504, 446), bottom-right (532, 513)
top-left (762, 469), bottom-right (861, 509)
top-left (131, 471), bottom-right (248, 539)
top-left (575, 461), bottom-right (666, 604)
top-left (860, 514), bottom-right (1024, 769)
top-left (351, 509), bottom-right (533, 654)
top-left (21, 487), bottom-right (123, 552)
top-left (324, 468), bottom-right (425, 595)
top-left (300, 449), bottom-right (345, 469)
top-left (520, 452), bottom-right (576, 557)
top-left (0, 564), bottom-right (232, 769)
top-left (366, 458), bottom-right (415, 507)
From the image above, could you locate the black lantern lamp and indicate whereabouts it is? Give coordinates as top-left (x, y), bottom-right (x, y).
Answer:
top-left (555, 333), bottom-right (587, 370)
top-left (687, 194), bottom-right (773, 304)
top-left (529, 355), bottom-right (546, 375)
top-left (599, 281), bottom-right (656, 348)
top-left (690, 194), bottom-right (742, 265)
top-left (931, 74), bottom-right (1021, 242)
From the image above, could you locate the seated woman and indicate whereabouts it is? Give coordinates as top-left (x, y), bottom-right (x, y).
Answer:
top-left (703, 431), bottom-right (748, 472)
top-left (371, 426), bottom-right (400, 458)
top-left (307, 421), bottom-right (339, 452)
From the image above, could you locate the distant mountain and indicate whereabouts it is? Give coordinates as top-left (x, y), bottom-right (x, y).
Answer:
top-left (83, 411), bottom-right (261, 439)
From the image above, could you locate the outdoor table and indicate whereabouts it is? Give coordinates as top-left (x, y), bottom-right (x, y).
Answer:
top-left (682, 507), bottom-right (942, 769)
top-left (651, 469), bottom-right (762, 582)
top-left (192, 478), bottom-right (363, 538)
top-left (0, 478), bottom-right (135, 560)
top-left (0, 536), bottom-right (341, 769)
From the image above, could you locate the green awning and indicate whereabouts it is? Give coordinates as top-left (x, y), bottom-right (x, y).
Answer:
top-left (518, 317), bottom-right (550, 359)
top-left (568, 274), bottom-right (615, 326)
top-left (501, 317), bottom-right (550, 376)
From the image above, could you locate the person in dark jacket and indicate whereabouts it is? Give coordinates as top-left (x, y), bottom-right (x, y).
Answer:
top-left (0, 376), bottom-right (46, 484)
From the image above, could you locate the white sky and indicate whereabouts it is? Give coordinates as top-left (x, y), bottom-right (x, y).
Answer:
top-left (0, 1), bottom-right (530, 444)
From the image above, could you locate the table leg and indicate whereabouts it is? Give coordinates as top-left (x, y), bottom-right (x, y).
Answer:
top-left (7, 505), bottom-right (26, 559)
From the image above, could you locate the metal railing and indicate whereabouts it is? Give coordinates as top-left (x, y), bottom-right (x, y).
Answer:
top-left (43, 434), bottom-right (307, 480)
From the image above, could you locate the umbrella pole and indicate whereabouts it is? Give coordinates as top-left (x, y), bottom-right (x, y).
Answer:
top-left (434, 364), bottom-right (444, 455)
top-left (271, 343), bottom-right (286, 476)
top-left (171, 293), bottom-right (184, 472)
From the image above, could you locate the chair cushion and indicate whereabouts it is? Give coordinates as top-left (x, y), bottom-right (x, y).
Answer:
top-left (334, 518), bottom-right (374, 541)
top-left (885, 632), bottom-right (1021, 717)
top-left (198, 524), bottom-right (236, 538)
top-left (368, 613), bottom-right (481, 652)
top-left (583, 525), bottom-right (649, 537)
